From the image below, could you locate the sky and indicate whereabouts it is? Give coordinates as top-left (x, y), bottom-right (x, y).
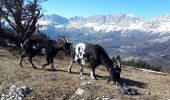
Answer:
top-left (41, 0), bottom-right (170, 19)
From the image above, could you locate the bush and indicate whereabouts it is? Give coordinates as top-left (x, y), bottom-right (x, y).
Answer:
top-left (160, 67), bottom-right (170, 74)
top-left (125, 59), bottom-right (161, 72)
top-left (161, 54), bottom-right (170, 61)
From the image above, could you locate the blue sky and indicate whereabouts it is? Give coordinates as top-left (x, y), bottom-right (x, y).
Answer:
top-left (41, 0), bottom-right (170, 19)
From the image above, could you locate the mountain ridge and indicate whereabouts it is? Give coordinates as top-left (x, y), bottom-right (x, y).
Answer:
top-left (40, 14), bottom-right (170, 33)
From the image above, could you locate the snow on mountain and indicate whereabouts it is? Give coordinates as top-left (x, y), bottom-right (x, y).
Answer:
top-left (155, 14), bottom-right (170, 21)
top-left (37, 13), bottom-right (170, 46)
top-left (69, 14), bottom-right (142, 23)
top-left (41, 14), bottom-right (68, 24)
top-left (147, 36), bottom-right (170, 44)
top-left (69, 19), bottom-right (170, 34)
top-left (38, 14), bottom-right (170, 35)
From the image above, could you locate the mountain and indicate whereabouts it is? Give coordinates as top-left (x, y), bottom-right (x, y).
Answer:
top-left (38, 14), bottom-right (170, 67)
top-left (69, 14), bottom-right (142, 23)
top-left (40, 14), bottom-right (68, 24)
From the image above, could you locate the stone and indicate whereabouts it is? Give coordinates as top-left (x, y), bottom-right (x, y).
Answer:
top-left (75, 88), bottom-right (85, 96)
top-left (1, 85), bottom-right (31, 100)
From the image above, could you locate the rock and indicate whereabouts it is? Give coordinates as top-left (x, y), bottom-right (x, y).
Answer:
top-left (118, 85), bottom-right (137, 95)
top-left (1, 85), bottom-right (32, 100)
top-left (80, 82), bottom-right (92, 86)
top-left (95, 96), bottom-right (117, 100)
top-left (102, 96), bottom-right (110, 100)
top-left (18, 97), bottom-right (22, 100)
top-left (80, 76), bottom-right (85, 80)
top-left (75, 88), bottom-right (85, 96)
top-left (95, 97), bottom-right (101, 100)
top-left (145, 91), bottom-right (151, 95)
top-left (10, 85), bottom-right (17, 92)
top-left (1, 94), bottom-right (5, 100)
top-left (21, 86), bottom-right (31, 97)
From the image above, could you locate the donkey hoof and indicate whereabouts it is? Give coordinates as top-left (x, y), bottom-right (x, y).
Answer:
top-left (33, 67), bottom-right (37, 69)
top-left (110, 81), bottom-right (115, 84)
top-left (107, 78), bottom-right (111, 83)
top-left (51, 68), bottom-right (56, 71)
top-left (91, 76), bottom-right (97, 80)
top-left (42, 66), bottom-right (45, 69)
top-left (19, 65), bottom-right (23, 68)
top-left (68, 70), bottom-right (71, 73)
top-left (107, 80), bottom-right (110, 83)
top-left (80, 72), bottom-right (83, 75)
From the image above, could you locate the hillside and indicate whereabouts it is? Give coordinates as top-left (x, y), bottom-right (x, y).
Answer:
top-left (0, 47), bottom-right (170, 100)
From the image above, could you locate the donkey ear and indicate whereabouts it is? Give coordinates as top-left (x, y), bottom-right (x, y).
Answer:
top-left (63, 36), bottom-right (69, 43)
top-left (58, 36), bottom-right (69, 43)
top-left (62, 36), bottom-right (69, 43)
top-left (116, 60), bottom-right (121, 68)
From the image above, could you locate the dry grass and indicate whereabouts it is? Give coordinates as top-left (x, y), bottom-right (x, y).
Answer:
top-left (0, 48), bottom-right (170, 100)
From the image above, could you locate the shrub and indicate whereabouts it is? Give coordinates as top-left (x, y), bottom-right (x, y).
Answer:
top-left (125, 59), bottom-right (161, 72)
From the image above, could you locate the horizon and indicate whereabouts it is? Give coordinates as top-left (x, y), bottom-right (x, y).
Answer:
top-left (42, 13), bottom-right (170, 20)
top-left (41, 0), bottom-right (170, 19)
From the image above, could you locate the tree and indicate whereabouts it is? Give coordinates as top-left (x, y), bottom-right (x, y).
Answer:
top-left (0, 0), bottom-right (45, 47)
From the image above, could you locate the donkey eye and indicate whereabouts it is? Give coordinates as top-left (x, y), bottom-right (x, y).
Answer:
top-left (78, 47), bottom-right (80, 51)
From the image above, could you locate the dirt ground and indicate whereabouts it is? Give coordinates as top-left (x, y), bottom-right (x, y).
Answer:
top-left (0, 47), bottom-right (170, 100)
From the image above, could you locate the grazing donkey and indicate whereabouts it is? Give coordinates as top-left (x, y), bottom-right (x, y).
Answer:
top-left (68, 43), bottom-right (121, 84)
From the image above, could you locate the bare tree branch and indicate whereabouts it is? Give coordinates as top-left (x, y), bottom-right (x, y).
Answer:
top-left (0, 0), bottom-right (4, 31)
top-left (1, 0), bottom-right (46, 47)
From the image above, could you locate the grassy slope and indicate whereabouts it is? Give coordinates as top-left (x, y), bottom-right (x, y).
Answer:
top-left (0, 48), bottom-right (170, 100)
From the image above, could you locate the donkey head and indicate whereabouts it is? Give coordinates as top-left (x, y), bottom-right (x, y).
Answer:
top-left (109, 56), bottom-right (122, 85)
top-left (58, 36), bottom-right (72, 55)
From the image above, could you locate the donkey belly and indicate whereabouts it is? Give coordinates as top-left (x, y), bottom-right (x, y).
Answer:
top-left (81, 59), bottom-right (90, 66)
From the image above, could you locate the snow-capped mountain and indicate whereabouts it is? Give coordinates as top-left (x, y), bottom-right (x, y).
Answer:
top-left (40, 14), bottom-right (68, 24)
top-left (69, 14), bottom-right (142, 23)
top-left (39, 14), bottom-right (170, 36)
top-left (38, 14), bottom-right (170, 67)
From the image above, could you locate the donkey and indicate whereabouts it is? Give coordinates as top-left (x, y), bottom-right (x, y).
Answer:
top-left (19, 36), bottom-right (72, 70)
top-left (68, 43), bottom-right (121, 84)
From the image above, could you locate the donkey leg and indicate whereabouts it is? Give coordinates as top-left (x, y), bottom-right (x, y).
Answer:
top-left (50, 57), bottom-right (56, 71)
top-left (42, 56), bottom-right (50, 68)
top-left (68, 60), bottom-right (74, 73)
top-left (90, 67), bottom-right (97, 80)
top-left (19, 55), bottom-right (26, 67)
top-left (28, 56), bottom-right (37, 69)
top-left (80, 64), bottom-right (84, 75)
